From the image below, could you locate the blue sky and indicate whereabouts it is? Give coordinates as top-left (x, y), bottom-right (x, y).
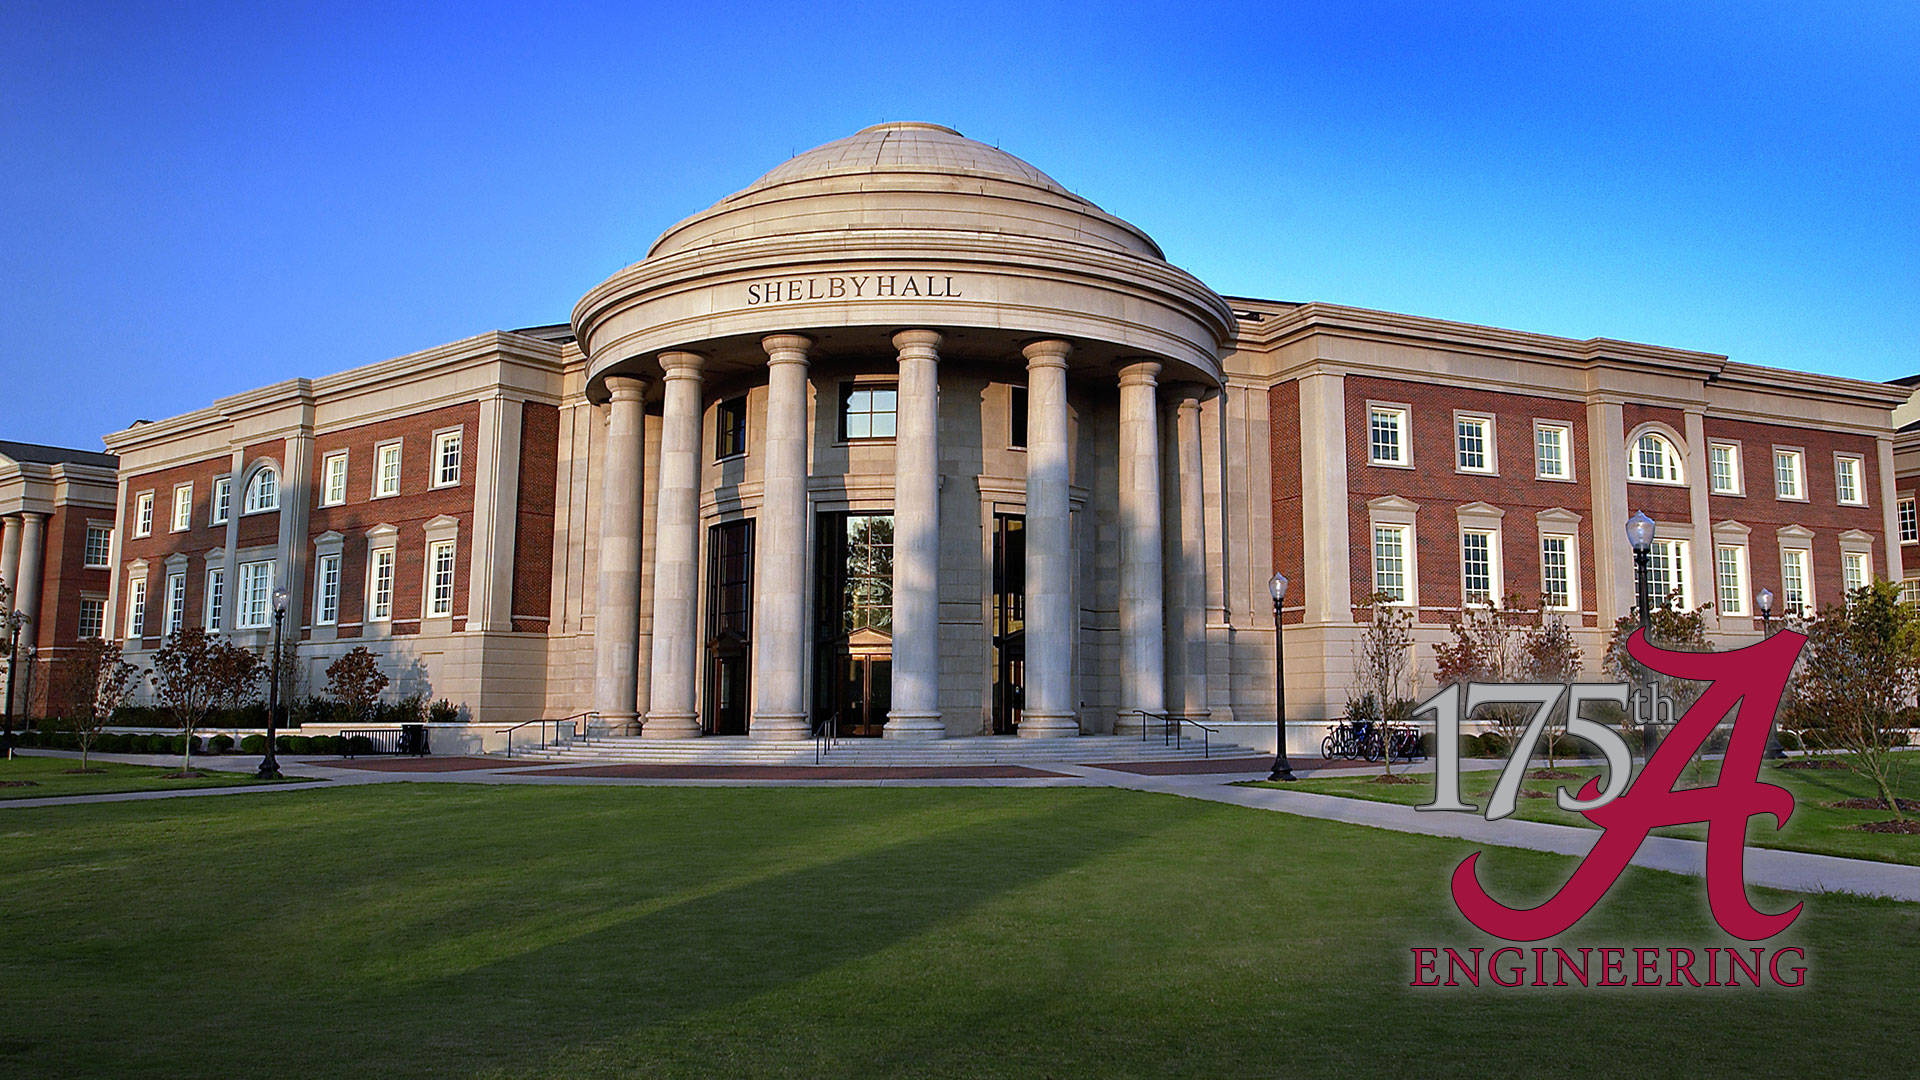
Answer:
top-left (2, 1), bottom-right (1914, 449)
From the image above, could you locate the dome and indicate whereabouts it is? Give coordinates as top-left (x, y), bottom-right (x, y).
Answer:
top-left (741, 122), bottom-right (1080, 202)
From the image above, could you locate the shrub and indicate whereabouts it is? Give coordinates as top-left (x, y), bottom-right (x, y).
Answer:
top-left (286, 735), bottom-right (313, 753)
top-left (274, 735), bottom-right (293, 753)
top-left (307, 735), bottom-right (338, 755)
top-left (240, 735), bottom-right (267, 754)
top-left (1472, 732), bottom-right (1511, 758)
top-left (346, 735), bottom-right (375, 756)
top-left (428, 698), bottom-right (460, 724)
top-left (209, 733), bottom-right (235, 754)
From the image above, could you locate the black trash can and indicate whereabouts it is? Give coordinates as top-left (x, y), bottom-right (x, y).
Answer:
top-left (401, 724), bottom-right (430, 757)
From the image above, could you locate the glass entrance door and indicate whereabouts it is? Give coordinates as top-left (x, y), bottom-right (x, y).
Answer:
top-left (814, 512), bottom-right (894, 737)
top-left (703, 520), bottom-right (753, 736)
top-left (991, 513), bottom-right (1025, 734)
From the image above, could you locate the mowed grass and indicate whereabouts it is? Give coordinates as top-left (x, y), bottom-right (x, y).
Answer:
top-left (1250, 756), bottom-right (1920, 865)
top-left (2, 785), bottom-right (1916, 1080)
top-left (0, 753), bottom-right (312, 800)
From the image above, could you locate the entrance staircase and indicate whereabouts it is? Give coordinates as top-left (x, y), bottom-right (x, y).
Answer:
top-left (500, 733), bottom-right (1265, 768)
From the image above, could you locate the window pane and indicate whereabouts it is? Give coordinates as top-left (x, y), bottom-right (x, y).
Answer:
top-left (1461, 531), bottom-right (1492, 604)
top-left (1541, 536), bottom-right (1570, 608)
top-left (1456, 419), bottom-right (1486, 471)
top-left (1373, 525), bottom-right (1407, 602)
top-left (1716, 546), bottom-right (1745, 615)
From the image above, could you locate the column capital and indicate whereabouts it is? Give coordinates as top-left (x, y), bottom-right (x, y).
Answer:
top-left (762, 334), bottom-right (814, 365)
top-left (1022, 339), bottom-right (1072, 369)
top-left (658, 351), bottom-right (706, 378)
top-left (1117, 359), bottom-right (1163, 387)
top-left (891, 329), bottom-right (944, 357)
top-left (604, 373), bottom-right (649, 403)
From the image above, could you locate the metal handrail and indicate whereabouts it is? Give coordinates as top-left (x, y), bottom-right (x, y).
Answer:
top-left (495, 711), bottom-right (597, 758)
top-left (814, 714), bottom-right (839, 764)
top-left (1123, 709), bottom-right (1219, 758)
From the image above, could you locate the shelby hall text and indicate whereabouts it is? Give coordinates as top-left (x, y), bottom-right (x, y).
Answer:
top-left (1410, 946), bottom-right (1808, 989)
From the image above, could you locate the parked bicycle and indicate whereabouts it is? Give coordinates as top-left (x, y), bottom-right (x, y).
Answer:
top-left (1321, 719), bottom-right (1425, 762)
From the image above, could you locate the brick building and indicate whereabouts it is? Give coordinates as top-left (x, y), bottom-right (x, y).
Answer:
top-left (0, 441), bottom-right (119, 715)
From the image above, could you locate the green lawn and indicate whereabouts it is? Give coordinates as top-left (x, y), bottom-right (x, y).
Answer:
top-left (1249, 757), bottom-right (1920, 865)
top-left (0, 753), bottom-right (313, 800)
top-left (2, 785), bottom-right (1916, 1079)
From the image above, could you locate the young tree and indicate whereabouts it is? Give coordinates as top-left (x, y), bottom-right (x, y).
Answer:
top-left (1522, 610), bottom-right (1585, 770)
top-left (1603, 598), bottom-right (1712, 746)
top-left (1787, 580), bottom-right (1918, 822)
top-left (1353, 591), bottom-right (1416, 776)
top-left (1435, 596), bottom-right (1529, 756)
top-left (149, 628), bottom-right (262, 777)
top-left (326, 647), bottom-right (389, 724)
top-left (54, 639), bottom-right (136, 772)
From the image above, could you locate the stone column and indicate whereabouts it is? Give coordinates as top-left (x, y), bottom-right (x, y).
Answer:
top-left (593, 373), bottom-right (649, 734)
top-left (1172, 387), bottom-right (1211, 721)
top-left (1115, 360), bottom-right (1166, 735)
top-left (645, 351), bottom-right (706, 739)
top-left (752, 334), bottom-right (814, 741)
top-left (886, 330), bottom-right (946, 739)
top-left (13, 512), bottom-right (46, 632)
top-left (0, 515), bottom-right (19, 605)
top-left (1020, 340), bottom-right (1078, 738)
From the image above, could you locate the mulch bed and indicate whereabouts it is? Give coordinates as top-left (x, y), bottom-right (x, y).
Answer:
top-left (63, 768), bottom-right (105, 775)
top-left (1528, 768), bottom-right (1582, 780)
top-left (162, 770), bottom-right (207, 779)
top-left (1778, 759), bottom-right (1848, 770)
top-left (1472, 788), bottom-right (1550, 799)
top-left (1828, 797), bottom-right (1920, 812)
top-left (1849, 820), bottom-right (1920, 834)
top-left (1369, 774), bottom-right (1422, 785)
top-left (0, 780), bottom-right (40, 788)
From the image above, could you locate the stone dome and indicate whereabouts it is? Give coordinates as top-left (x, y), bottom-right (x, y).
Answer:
top-left (743, 122), bottom-right (1079, 201)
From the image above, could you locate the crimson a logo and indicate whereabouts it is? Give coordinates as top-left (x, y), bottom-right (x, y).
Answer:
top-left (1405, 630), bottom-right (1809, 988)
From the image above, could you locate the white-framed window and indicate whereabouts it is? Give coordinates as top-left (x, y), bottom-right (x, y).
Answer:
top-left (1368, 406), bottom-right (1410, 467)
top-left (427, 539), bottom-right (456, 616)
top-left (433, 430), bottom-right (462, 488)
top-left (1715, 545), bottom-right (1748, 616)
top-left (316, 553), bottom-right (340, 625)
top-left (1460, 529), bottom-right (1497, 605)
top-left (1540, 534), bottom-right (1574, 611)
top-left (1372, 523), bottom-right (1411, 603)
top-left (211, 476), bottom-right (231, 525)
top-left (205, 567), bottom-right (224, 633)
top-left (369, 548), bottom-right (395, 621)
top-left (321, 452), bottom-right (349, 506)
top-left (1647, 538), bottom-right (1691, 611)
top-left (1835, 454), bottom-right (1865, 506)
top-left (244, 467), bottom-right (278, 513)
top-left (237, 560), bottom-right (273, 629)
top-left (1630, 432), bottom-right (1684, 484)
top-left (1534, 423), bottom-right (1572, 481)
top-left (1844, 550), bottom-right (1869, 595)
top-left (134, 492), bottom-right (154, 537)
top-left (165, 571), bottom-right (186, 634)
top-left (78, 597), bottom-right (105, 640)
top-left (84, 525), bottom-right (113, 568)
top-left (170, 484), bottom-right (193, 532)
top-left (125, 576), bottom-right (146, 639)
top-left (1708, 442), bottom-right (1743, 495)
top-left (375, 442), bottom-right (403, 498)
top-left (1780, 548), bottom-right (1811, 616)
top-left (1455, 415), bottom-right (1494, 474)
top-left (1904, 577), bottom-right (1920, 607)
top-left (1902, 496), bottom-right (1919, 544)
top-left (1773, 449), bottom-right (1805, 501)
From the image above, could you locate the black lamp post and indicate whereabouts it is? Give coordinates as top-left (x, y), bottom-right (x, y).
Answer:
top-left (21, 644), bottom-right (36, 731)
top-left (1625, 511), bottom-right (1658, 754)
top-left (3, 610), bottom-right (27, 760)
top-left (1267, 571), bottom-right (1296, 781)
top-left (1757, 587), bottom-right (1786, 759)
top-left (257, 583), bottom-right (289, 780)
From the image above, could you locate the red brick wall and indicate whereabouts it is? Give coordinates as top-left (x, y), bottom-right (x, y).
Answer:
top-left (511, 402), bottom-right (559, 634)
top-left (1621, 404), bottom-right (1692, 521)
top-left (1342, 376), bottom-right (1596, 624)
top-left (118, 453), bottom-right (233, 647)
top-left (303, 403), bottom-right (479, 638)
top-left (33, 505), bottom-right (112, 654)
top-left (1703, 417), bottom-right (1885, 611)
top-left (1269, 381), bottom-right (1304, 624)
top-left (235, 439), bottom-right (286, 549)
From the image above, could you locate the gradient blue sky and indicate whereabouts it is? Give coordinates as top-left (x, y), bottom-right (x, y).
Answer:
top-left (3, 1), bottom-right (1914, 450)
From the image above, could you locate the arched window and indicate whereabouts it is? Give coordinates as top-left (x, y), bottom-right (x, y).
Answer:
top-left (244, 466), bottom-right (279, 513)
top-left (1630, 432), bottom-right (1683, 484)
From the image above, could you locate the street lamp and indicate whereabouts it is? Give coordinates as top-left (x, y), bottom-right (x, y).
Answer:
top-left (258, 584), bottom-right (290, 780)
top-left (1625, 511), bottom-right (1657, 634)
top-left (21, 644), bottom-right (36, 732)
top-left (1267, 571), bottom-right (1296, 781)
top-left (3, 610), bottom-right (28, 760)
top-left (1756, 588), bottom-right (1787, 759)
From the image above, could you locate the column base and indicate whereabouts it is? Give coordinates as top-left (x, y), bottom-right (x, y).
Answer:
top-left (750, 714), bottom-right (811, 741)
top-left (594, 712), bottom-right (639, 736)
top-left (883, 712), bottom-right (946, 740)
top-left (1113, 712), bottom-right (1151, 737)
top-left (642, 713), bottom-right (701, 739)
top-left (1019, 712), bottom-right (1080, 738)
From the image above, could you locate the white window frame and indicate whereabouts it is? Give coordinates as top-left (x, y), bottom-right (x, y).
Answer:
top-left (1647, 536), bottom-right (1692, 612)
top-left (1453, 413), bottom-right (1496, 475)
top-left (205, 566), bottom-right (225, 633)
top-left (1901, 495), bottom-right (1918, 545)
top-left (369, 547), bottom-right (396, 622)
top-left (1628, 430), bottom-right (1685, 485)
top-left (1373, 523), bottom-right (1413, 605)
top-left (1367, 403), bottom-right (1411, 468)
top-left (165, 571), bottom-right (186, 634)
top-left (315, 552), bottom-right (341, 626)
top-left (1460, 527), bottom-right (1500, 606)
top-left (1834, 453), bottom-right (1866, 507)
top-left (1366, 495), bottom-right (1421, 608)
top-left (1715, 543), bottom-right (1749, 617)
top-left (321, 452), bottom-right (349, 507)
top-left (83, 524), bottom-right (113, 568)
top-left (236, 560), bottom-right (273, 630)
top-left (1540, 533), bottom-right (1577, 612)
top-left (1843, 550), bottom-right (1869, 595)
top-left (374, 441), bottom-right (403, 498)
top-left (125, 575), bottom-right (147, 639)
top-left (1533, 421), bottom-right (1573, 482)
top-left (1773, 448), bottom-right (1806, 502)
top-left (134, 491), bottom-right (154, 538)
top-left (432, 428), bottom-right (463, 489)
top-left (426, 538), bottom-right (456, 617)
top-left (170, 483), bottom-right (193, 533)
top-left (1779, 547), bottom-right (1812, 617)
top-left (211, 476), bottom-right (231, 525)
top-left (243, 466), bottom-right (279, 514)
top-left (1708, 441), bottom-right (1744, 496)
top-left (78, 597), bottom-right (105, 640)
